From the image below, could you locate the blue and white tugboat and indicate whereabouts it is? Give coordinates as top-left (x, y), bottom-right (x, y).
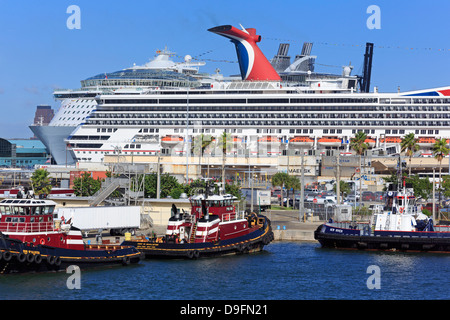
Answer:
top-left (315, 179), bottom-right (450, 253)
top-left (0, 196), bottom-right (143, 273)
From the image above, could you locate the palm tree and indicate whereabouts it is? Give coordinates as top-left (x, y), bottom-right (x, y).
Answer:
top-left (217, 132), bottom-right (232, 187)
top-left (432, 138), bottom-right (449, 218)
top-left (350, 131), bottom-right (369, 207)
top-left (30, 168), bottom-right (52, 196)
top-left (192, 134), bottom-right (213, 177)
top-left (287, 175), bottom-right (301, 208)
top-left (400, 133), bottom-right (419, 176)
top-left (272, 172), bottom-right (290, 206)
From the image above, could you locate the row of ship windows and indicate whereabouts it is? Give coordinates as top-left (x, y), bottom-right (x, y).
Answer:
top-left (86, 119), bottom-right (450, 127)
top-left (69, 128), bottom-right (440, 143)
top-left (97, 104), bottom-right (450, 112)
top-left (90, 112), bottom-right (450, 120)
top-left (101, 97), bottom-right (450, 105)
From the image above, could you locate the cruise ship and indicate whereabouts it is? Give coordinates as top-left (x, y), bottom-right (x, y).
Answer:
top-left (29, 48), bottom-right (212, 165)
top-left (45, 25), bottom-right (450, 164)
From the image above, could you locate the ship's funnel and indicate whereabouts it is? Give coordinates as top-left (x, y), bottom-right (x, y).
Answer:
top-left (208, 25), bottom-right (281, 81)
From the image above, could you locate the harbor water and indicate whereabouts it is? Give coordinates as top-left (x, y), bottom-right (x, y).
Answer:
top-left (0, 242), bottom-right (448, 300)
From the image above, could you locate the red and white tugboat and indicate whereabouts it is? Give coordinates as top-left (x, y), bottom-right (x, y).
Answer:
top-left (122, 180), bottom-right (274, 259)
top-left (0, 196), bottom-right (143, 274)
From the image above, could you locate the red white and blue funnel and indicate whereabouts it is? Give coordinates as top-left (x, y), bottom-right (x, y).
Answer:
top-left (208, 25), bottom-right (281, 81)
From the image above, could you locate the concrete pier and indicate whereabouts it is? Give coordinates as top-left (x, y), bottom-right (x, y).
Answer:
top-left (267, 210), bottom-right (322, 241)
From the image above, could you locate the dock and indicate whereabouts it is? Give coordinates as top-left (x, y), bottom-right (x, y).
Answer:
top-left (267, 210), bottom-right (322, 241)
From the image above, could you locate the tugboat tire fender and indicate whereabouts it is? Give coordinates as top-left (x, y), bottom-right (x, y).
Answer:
top-left (46, 255), bottom-right (55, 265)
top-left (193, 250), bottom-right (200, 259)
top-left (122, 256), bottom-right (131, 266)
top-left (16, 252), bottom-right (26, 263)
top-left (26, 252), bottom-right (35, 263)
top-left (34, 254), bottom-right (42, 264)
top-left (2, 251), bottom-right (12, 262)
top-left (54, 256), bottom-right (61, 266)
top-left (187, 251), bottom-right (194, 259)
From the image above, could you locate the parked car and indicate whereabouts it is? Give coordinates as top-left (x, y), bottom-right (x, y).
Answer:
top-left (362, 191), bottom-right (376, 201)
top-left (345, 194), bottom-right (360, 202)
top-left (423, 203), bottom-right (439, 213)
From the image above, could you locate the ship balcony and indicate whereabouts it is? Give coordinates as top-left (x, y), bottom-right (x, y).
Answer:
top-left (0, 221), bottom-right (55, 233)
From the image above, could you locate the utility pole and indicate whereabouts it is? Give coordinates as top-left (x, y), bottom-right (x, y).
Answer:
top-left (185, 87), bottom-right (190, 184)
top-left (300, 149), bottom-right (305, 222)
top-left (157, 150), bottom-right (161, 199)
top-left (433, 167), bottom-right (436, 223)
top-left (336, 151), bottom-right (340, 204)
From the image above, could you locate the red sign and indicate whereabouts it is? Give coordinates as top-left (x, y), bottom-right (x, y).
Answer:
top-left (313, 198), bottom-right (317, 203)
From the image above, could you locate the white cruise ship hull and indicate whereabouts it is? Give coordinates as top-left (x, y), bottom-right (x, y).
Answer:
top-left (29, 125), bottom-right (77, 165)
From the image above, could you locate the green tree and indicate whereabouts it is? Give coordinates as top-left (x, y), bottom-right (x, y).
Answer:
top-left (216, 132), bottom-right (232, 186)
top-left (225, 183), bottom-right (243, 201)
top-left (30, 168), bottom-right (52, 196)
top-left (400, 133), bottom-right (419, 176)
top-left (433, 138), bottom-right (449, 213)
top-left (333, 180), bottom-right (351, 203)
top-left (350, 131), bottom-right (369, 208)
top-left (441, 175), bottom-right (450, 198)
top-left (144, 173), bottom-right (182, 198)
top-left (192, 134), bottom-right (214, 177)
top-left (272, 172), bottom-right (291, 206)
top-left (406, 174), bottom-right (433, 200)
top-left (286, 175), bottom-right (301, 204)
top-left (73, 172), bottom-right (102, 196)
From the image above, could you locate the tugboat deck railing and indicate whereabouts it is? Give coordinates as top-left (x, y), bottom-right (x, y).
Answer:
top-left (0, 221), bottom-right (55, 233)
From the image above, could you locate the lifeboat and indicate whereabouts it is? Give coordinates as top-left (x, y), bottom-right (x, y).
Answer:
top-left (365, 138), bottom-right (376, 147)
top-left (317, 137), bottom-right (341, 147)
top-left (258, 136), bottom-right (281, 144)
top-left (0, 197), bottom-right (143, 273)
top-left (417, 137), bottom-right (435, 147)
top-left (122, 180), bottom-right (274, 259)
top-left (161, 135), bottom-right (184, 146)
top-left (289, 136), bottom-right (314, 147)
top-left (380, 137), bottom-right (401, 144)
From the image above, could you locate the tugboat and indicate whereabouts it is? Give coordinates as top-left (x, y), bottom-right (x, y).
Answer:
top-left (314, 179), bottom-right (450, 253)
top-left (0, 196), bottom-right (143, 274)
top-left (122, 180), bottom-right (274, 259)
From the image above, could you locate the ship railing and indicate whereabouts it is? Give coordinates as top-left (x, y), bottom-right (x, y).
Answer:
top-left (222, 211), bottom-right (245, 222)
top-left (435, 225), bottom-right (450, 232)
top-left (0, 221), bottom-right (55, 233)
top-left (330, 221), bottom-right (371, 230)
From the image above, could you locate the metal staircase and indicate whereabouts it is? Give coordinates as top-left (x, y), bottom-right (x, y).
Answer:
top-left (89, 177), bottom-right (129, 206)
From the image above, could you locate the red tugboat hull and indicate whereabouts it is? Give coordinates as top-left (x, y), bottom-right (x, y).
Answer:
top-left (0, 198), bottom-right (143, 274)
top-left (123, 215), bottom-right (273, 259)
top-left (0, 231), bottom-right (143, 274)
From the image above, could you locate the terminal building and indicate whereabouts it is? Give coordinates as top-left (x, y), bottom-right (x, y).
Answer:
top-left (0, 138), bottom-right (49, 168)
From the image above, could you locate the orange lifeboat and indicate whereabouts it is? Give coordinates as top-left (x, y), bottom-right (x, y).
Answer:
top-left (365, 138), bottom-right (376, 147)
top-left (289, 136), bottom-right (314, 147)
top-left (258, 136), bottom-right (281, 144)
top-left (318, 137), bottom-right (341, 147)
top-left (161, 135), bottom-right (184, 146)
top-left (380, 137), bottom-right (401, 144)
top-left (417, 137), bottom-right (435, 147)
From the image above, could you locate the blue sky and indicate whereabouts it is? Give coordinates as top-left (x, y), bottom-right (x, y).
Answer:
top-left (0, 0), bottom-right (449, 138)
